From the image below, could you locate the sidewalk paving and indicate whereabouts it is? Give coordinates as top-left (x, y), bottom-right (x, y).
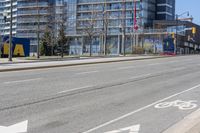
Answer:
top-left (187, 121), bottom-right (200, 133)
top-left (0, 56), bottom-right (83, 64)
top-left (163, 108), bottom-right (200, 133)
top-left (0, 55), bottom-right (166, 72)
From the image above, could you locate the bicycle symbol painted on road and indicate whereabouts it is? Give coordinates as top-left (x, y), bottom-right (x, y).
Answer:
top-left (154, 100), bottom-right (198, 110)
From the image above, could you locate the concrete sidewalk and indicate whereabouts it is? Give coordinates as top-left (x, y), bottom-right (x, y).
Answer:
top-left (0, 55), bottom-right (166, 72)
top-left (0, 56), bottom-right (83, 64)
top-left (163, 108), bottom-right (200, 133)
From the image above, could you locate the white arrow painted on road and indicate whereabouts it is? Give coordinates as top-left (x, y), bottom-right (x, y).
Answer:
top-left (104, 124), bottom-right (140, 133)
top-left (0, 120), bottom-right (28, 133)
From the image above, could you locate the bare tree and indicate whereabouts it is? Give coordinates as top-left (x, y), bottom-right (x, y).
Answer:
top-left (56, 1), bottom-right (69, 58)
top-left (102, 2), bottom-right (110, 55)
top-left (79, 6), bottom-right (101, 56)
top-left (57, 21), bottom-right (68, 58)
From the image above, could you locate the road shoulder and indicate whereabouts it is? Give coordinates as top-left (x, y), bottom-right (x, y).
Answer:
top-left (163, 108), bottom-right (200, 133)
top-left (0, 56), bottom-right (167, 72)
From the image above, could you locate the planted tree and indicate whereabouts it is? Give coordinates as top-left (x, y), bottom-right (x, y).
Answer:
top-left (57, 21), bottom-right (68, 58)
top-left (79, 9), bottom-right (100, 56)
top-left (40, 26), bottom-right (53, 56)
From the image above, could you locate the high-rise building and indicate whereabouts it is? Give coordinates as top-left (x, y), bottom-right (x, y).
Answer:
top-left (68, 0), bottom-right (176, 55)
top-left (0, 0), bottom-right (67, 52)
top-left (64, 0), bottom-right (176, 38)
top-left (0, 0), bottom-right (176, 54)
top-left (76, 0), bottom-right (154, 33)
top-left (65, 0), bottom-right (77, 35)
top-left (0, 0), bottom-right (17, 36)
top-left (156, 0), bottom-right (175, 20)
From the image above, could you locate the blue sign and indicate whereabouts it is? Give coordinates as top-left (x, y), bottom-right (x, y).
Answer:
top-left (1, 36), bottom-right (30, 57)
top-left (163, 38), bottom-right (175, 53)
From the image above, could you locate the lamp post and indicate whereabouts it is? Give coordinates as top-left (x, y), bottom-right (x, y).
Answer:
top-left (1, 12), bottom-right (8, 57)
top-left (8, 0), bottom-right (13, 61)
top-left (36, 0), bottom-right (40, 59)
top-left (122, 0), bottom-right (126, 56)
top-left (175, 11), bottom-right (189, 55)
top-left (118, 24), bottom-right (122, 55)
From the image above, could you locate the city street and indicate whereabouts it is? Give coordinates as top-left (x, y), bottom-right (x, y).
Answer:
top-left (0, 55), bottom-right (200, 133)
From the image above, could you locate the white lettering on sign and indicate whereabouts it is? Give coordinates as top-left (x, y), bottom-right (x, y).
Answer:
top-left (104, 124), bottom-right (140, 133)
top-left (155, 100), bottom-right (197, 110)
top-left (0, 120), bottom-right (28, 133)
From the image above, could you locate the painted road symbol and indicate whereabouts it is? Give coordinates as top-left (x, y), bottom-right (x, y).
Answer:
top-left (104, 124), bottom-right (140, 133)
top-left (0, 120), bottom-right (28, 133)
top-left (155, 100), bottom-right (197, 110)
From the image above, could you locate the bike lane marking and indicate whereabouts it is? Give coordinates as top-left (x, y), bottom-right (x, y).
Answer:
top-left (104, 124), bottom-right (140, 133)
top-left (0, 120), bottom-right (28, 133)
top-left (83, 84), bottom-right (200, 133)
top-left (154, 100), bottom-right (198, 110)
top-left (3, 78), bottom-right (42, 84)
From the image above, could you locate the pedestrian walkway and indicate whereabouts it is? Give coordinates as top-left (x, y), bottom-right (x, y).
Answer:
top-left (0, 56), bottom-right (82, 64)
top-left (163, 108), bottom-right (200, 133)
top-left (0, 58), bottom-right (34, 64)
top-left (0, 55), bottom-right (164, 72)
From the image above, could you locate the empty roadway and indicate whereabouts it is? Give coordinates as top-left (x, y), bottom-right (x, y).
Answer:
top-left (0, 55), bottom-right (200, 133)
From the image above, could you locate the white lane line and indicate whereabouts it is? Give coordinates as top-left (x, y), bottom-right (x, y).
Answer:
top-left (129, 67), bottom-right (185, 80)
top-left (76, 71), bottom-right (99, 75)
top-left (3, 78), bottom-right (42, 84)
top-left (172, 67), bottom-right (186, 71)
top-left (148, 63), bottom-right (163, 66)
top-left (117, 66), bottom-right (135, 70)
top-left (168, 61), bottom-right (179, 63)
top-left (82, 84), bottom-right (200, 133)
top-left (58, 86), bottom-right (93, 94)
top-left (129, 73), bottom-right (152, 80)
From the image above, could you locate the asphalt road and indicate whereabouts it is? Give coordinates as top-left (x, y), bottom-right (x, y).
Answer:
top-left (0, 55), bottom-right (200, 133)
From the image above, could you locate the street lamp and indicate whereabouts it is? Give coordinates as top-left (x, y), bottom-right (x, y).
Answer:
top-left (36, 0), bottom-right (40, 59)
top-left (0, 12), bottom-right (8, 57)
top-left (118, 24), bottom-right (122, 55)
top-left (122, 0), bottom-right (126, 56)
top-left (8, 0), bottom-right (13, 61)
top-left (175, 11), bottom-right (189, 54)
top-left (1, 2), bottom-right (13, 61)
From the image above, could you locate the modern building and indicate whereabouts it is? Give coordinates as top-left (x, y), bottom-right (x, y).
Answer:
top-left (0, 0), bottom-right (176, 54)
top-left (0, 0), bottom-right (67, 52)
top-left (67, 0), bottom-right (176, 55)
top-left (156, 0), bottom-right (175, 20)
top-left (154, 20), bottom-right (200, 54)
top-left (0, 0), bottom-right (18, 36)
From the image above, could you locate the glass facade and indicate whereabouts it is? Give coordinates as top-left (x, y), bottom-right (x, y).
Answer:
top-left (0, 0), bottom-right (18, 36)
top-left (76, 0), bottom-right (146, 34)
top-left (156, 0), bottom-right (175, 20)
top-left (65, 0), bottom-right (77, 35)
top-left (0, 0), bottom-right (67, 52)
top-left (0, 0), bottom-right (175, 54)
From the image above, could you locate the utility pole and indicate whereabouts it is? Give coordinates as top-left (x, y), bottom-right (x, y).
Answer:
top-left (103, 0), bottom-right (107, 55)
top-left (175, 14), bottom-right (178, 55)
top-left (175, 12), bottom-right (189, 55)
top-left (122, 0), bottom-right (126, 56)
top-left (9, 0), bottom-right (13, 61)
top-left (37, 0), bottom-right (40, 58)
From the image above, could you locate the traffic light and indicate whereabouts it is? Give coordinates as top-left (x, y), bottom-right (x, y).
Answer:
top-left (172, 32), bottom-right (175, 38)
top-left (192, 27), bottom-right (196, 34)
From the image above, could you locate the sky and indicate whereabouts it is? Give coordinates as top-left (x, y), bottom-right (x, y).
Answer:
top-left (176, 0), bottom-right (200, 25)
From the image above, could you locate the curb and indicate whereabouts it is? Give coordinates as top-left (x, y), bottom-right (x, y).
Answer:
top-left (0, 57), bottom-right (82, 65)
top-left (0, 56), bottom-right (168, 72)
top-left (163, 108), bottom-right (200, 133)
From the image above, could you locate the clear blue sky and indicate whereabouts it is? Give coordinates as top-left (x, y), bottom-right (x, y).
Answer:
top-left (176, 0), bottom-right (200, 25)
